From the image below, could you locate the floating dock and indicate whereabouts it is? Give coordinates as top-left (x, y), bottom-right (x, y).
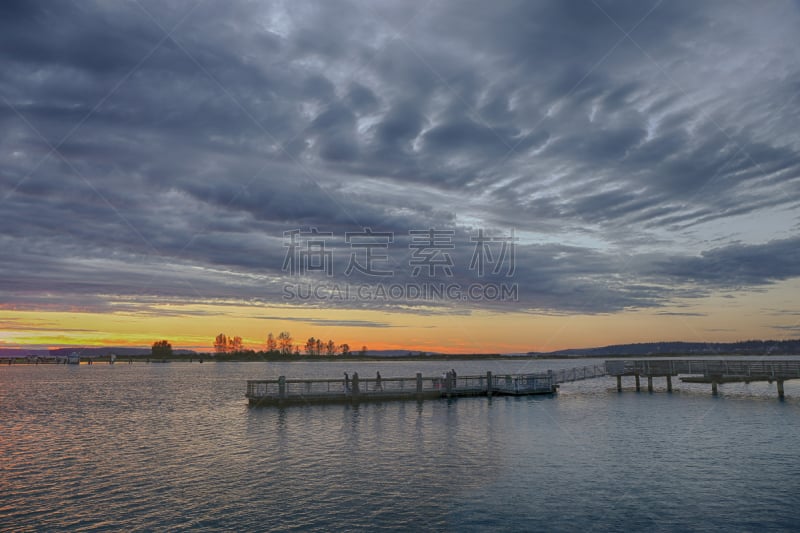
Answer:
top-left (247, 371), bottom-right (555, 406)
top-left (246, 365), bottom-right (607, 406)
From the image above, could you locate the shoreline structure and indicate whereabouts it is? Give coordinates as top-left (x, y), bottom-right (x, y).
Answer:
top-left (246, 359), bottom-right (800, 405)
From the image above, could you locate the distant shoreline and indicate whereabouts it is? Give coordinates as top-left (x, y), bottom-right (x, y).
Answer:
top-left (1, 353), bottom-right (533, 363)
top-left (4, 352), bottom-right (800, 365)
top-left (6, 339), bottom-right (800, 361)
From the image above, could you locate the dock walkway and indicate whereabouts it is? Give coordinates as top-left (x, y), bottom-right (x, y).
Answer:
top-left (605, 359), bottom-right (800, 398)
top-left (246, 365), bottom-right (607, 406)
top-left (246, 359), bottom-right (800, 405)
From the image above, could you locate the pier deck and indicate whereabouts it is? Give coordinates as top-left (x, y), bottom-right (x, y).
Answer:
top-left (605, 359), bottom-right (800, 398)
top-left (245, 359), bottom-right (800, 405)
top-left (246, 365), bottom-right (607, 406)
top-left (246, 372), bottom-right (554, 406)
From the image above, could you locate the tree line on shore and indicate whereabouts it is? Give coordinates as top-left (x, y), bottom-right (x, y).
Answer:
top-left (150, 334), bottom-right (367, 358)
top-left (213, 332), bottom-right (366, 357)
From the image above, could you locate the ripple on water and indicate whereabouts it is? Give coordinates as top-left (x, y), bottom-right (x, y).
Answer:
top-left (1, 362), bottom-right (799, 531)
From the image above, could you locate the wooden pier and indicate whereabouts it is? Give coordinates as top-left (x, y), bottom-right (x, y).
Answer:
top-left (605, 359), bottom-right (800, 399)
top-left (246, 365), bottom-right (607, 406)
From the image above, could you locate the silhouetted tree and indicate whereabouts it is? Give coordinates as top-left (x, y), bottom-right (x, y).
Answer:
top-left (340, 343), bottom-right (350, 356)
top-left (266, 333), bottom-right (277, 353)
top-left (325, 339), bottom-right (336, 356)
top-left (214, 333), bottom-right (228, 354)
top-left (305, 337), bottom-right (317, 356)
top-left (359, 345), bottom-right (367, 357)
top-left (228, 336), bottom-right (243, 352)
top-left (151, 340), bottom-right (173, 358)
top-left (278, 331), bottom-right (293, 355)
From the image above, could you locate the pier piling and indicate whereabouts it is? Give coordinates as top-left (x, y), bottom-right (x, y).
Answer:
top-left (279, 376), bottom-right (286, 400)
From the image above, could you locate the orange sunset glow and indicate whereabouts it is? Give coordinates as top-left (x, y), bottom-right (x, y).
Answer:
top-left (2, 0), bottom-right (800, 357)
top-left (3, 276), bottom-right (800, 354)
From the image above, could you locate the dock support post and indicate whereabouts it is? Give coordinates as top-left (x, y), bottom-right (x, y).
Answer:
top-left (711, 381), bottom-right (718, 395)
top-left (416, 372), bottom-right (422, 398)
top-left (777, 380), bottom-right (785, 400)
top-left (278, 376), bottom-right (286, 400)
top-left (487, 371), bottom-right (493, 397)
top-left (352, 372), bottom-right (360, 400)
top-left (647, 376), bottom-right (653, 393)
top-left (666, 376), bottom-right (672, 393)
top-left (616, 375), bottom-right (622, 392)
top-left (635, 374), bottom-right (641, 392)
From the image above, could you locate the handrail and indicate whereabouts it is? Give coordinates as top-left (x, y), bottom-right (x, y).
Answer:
top-left (247, 366), bottom-right (609, 386)
top-left (245, 367), bottom-right (613, 401)
top-left (246, 359), bottom-right (800, 403)
top-left (604, 359), bottom-right (800, 377)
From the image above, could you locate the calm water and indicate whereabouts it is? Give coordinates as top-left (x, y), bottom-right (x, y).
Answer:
top-left (2, 359), bottom-right (799, 532)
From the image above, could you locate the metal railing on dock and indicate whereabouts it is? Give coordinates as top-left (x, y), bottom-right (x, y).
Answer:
top-left (604, 359), bottom-right (800, 379)
top-left (604, 358), bottom-right (800, 398)
top-left (247, 360), bottom-right (800, 405)
top-left (246, 370), bottom-right (565, 406)
top-left (247, 375), bottom-right (436, 399)
top-left (550, 365), bottom-right (607, 384)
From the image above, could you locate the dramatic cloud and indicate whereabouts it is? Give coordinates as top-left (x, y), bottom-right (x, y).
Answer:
top-left (1, 0), bottom-right (799, 318)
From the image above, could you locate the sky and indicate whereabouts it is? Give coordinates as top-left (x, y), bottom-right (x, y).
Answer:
top-left (2, 0), bottom-right (800, 353)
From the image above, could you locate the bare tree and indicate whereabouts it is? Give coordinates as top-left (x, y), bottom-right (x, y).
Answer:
top-left (339, 343), bottom-right (350, 356)
top-left (325, 339), bottom-right (336, 356)
top-left (266, 333), bottom-right (277, 353)
top-left (305, 337), bottom-right (317, 356)
top-left (214, 333), bottom-right (228, 354)
top-left (278, 331), bottom-right (293, 355)
top-left (229, 336), bottom-right (243, 352)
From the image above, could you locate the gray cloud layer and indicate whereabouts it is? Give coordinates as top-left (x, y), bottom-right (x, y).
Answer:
top-left (1, 0), bottom-right (799, 315)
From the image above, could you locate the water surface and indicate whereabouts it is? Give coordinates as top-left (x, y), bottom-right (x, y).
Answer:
top-left (1, 360), bottom-right (799, 531)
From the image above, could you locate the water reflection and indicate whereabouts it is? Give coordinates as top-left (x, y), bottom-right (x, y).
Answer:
top-left (2, 362), bottom-right (799, 531)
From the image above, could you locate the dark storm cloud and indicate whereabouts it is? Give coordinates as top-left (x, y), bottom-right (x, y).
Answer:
top-left (651, 237), bottom-right (800, 287)
top-left (345, 83), bottom-right (379, 114)
top-left (1, 0), bottom-right (799, 316)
